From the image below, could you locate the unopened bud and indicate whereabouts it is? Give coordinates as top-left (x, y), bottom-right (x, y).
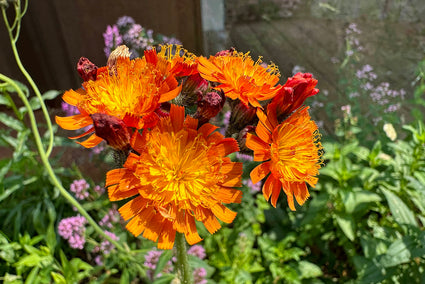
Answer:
top-left (107, 45), bottom-right (131, 75)
top-left (90, 113), bottom-right (131, 151)
top-left (215, 47), bottom-right (236, 57)
top-left (225, 99), bottom-right (257, 137)
top-left (194, 90), bottom-right (225, 125)
top-left (77, 57), bottom-right (98, 81)
top-left (237, 125), bottom-right (255, 153)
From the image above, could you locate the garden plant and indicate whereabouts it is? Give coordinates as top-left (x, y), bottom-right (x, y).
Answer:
top-left (1, 1), bottom-right (425, 283)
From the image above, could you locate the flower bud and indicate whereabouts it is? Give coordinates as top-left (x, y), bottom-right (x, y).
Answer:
top-left (194, 90), bottom-right (225, 125)
top-left (77, 57), bottom-right (98, 81)
top-left (107, 45), bottom-right (131, 75)
top-left (237, 125), bottom-right (255, 153)
top-left (178, 74), bottom-right (209, 107)
top-left (90, 113), bottom-right (131, 151)
top-left (226, 99), bottom-right (257, 137)
top-left (215, 47), bottom-right (236, 57)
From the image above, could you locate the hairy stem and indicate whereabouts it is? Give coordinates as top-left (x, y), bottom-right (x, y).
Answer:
top-left (175, 233), bottom-right (193, 284)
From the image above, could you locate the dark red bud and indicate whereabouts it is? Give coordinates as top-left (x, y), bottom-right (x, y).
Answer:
top-left (90, 113), bottom-right (130, 151)
top-left (77, 57), bottom-right (98, 82)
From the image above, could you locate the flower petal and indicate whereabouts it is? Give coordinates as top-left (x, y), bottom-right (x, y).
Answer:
top-left (55, 114), bottom-right (92, 130)
top-left (250, 161), bottom-right (271, 184)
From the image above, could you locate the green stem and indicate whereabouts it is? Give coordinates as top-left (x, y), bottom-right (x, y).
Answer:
top-left (2, 1), bottom-right (54, 157)
top-left (175, 233), bottom-right (193, 284)
top-left (0, 73), bottom-right (126, 253)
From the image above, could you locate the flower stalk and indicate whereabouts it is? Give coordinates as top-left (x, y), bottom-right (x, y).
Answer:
top-left (175, 233), bottom-right (193, 284)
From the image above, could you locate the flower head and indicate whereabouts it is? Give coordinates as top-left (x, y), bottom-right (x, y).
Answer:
top-left (156, 44), bottom-right (199, 77)
top-left (268, 72), bottom-right (319, 121)
top-left (106, 105), bottom-right (243, 249)
top-left (58, 215), bottom-right (87, 249)
top-left (56, 49), bottom-right (182, 149)
top-left (246, 106), bottom-right (322, 210)
top-left (197, 50), bottom-right (281, 108)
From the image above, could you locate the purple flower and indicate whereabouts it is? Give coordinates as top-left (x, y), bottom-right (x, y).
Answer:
top-left (187, 245), bottom-right (206, 260)
top-left (97, 230), bottom-right (119, 255)
top-left (144, 250), bottom-right (173, 280)
top-left (93, 185), bottom-right (105, 195)
top-left (103, 25), bottom-right (123, 57)
top-left (236, 152), bottom-right (254, 162)
top-left (70, 179), bottom-right (90, 200)
top-left (94, 255), bottom-right (103, 266)
top-left (193, 267), bottom-right (208, 284)
top-left (99, 207), bottom-right (121, 228)
top-left (58, 216), bottom-right (87, 250)
top-left (116, 16), bottom-right (135, 29)
top-left (243, 179), bottom-right (261, 193)
top-left (61, 102), bottom-right (80, 117)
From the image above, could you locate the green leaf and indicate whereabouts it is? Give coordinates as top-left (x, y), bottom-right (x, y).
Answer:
top-left (50, 272), bottom-right (66, 284)
top-left (24, 266), bottom-right (39, 284)
top-left (379, 238), bottom-right (413, 267)
top-left (153, 250), bottom-right (173, 278)
top-left (152, 274), bottom-right (176, 284)
top-left (0, 113), bottom-right (24, 131)
top-left (336, 215), bottom-right (355, 241)
top-left (42, 90), bottom-right (62, 100)
top-left (297, 260), bottom-right (323, 279)
top-left (1, 80), bottom-right (29, 97)
top-left (381, 188), bottom-right (418, 227)
top-left (343, 190), bottom-right (382, 214)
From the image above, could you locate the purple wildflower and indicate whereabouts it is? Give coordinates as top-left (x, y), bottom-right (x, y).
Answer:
top-left (96, 230), bottom-right (119, 255)
top-left (58, 216), bottom-right (87, 249)
top-left (61, 101), bottom-right (79, 116)
top-left (187, 245), bottom-right (206, 260)
top-left (70, 179), bottom-right (90, 200)
top-left (99, 207), bottom-right (121, 228)
top-left (243, 179), bottom-right (261, 193)
top-left (103, 25), bottom-right (123, 57)
top-left (116, 16), bottom-right (135, 29)
top-left (193, 267), bottom-right (208, 284)
top-left (93, 185), bottom-right (105, 195)
top-left (144, 250), bottom-right (173, 280)
top-left (94, 255), bottom-right (103, 266)
top-left (236, 152), bottom-right (254, 162)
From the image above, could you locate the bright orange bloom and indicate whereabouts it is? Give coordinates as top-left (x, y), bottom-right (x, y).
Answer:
top-left (55, 54), bottom-right (181, 148)
top-left (246, 107), bottom-right (322, 210)
top-left (156, 44), bottom-right (199, 77)
top-left (106, 105), bottom-right (243, 249)
top-left (197, 51), bottom-right (281, 108)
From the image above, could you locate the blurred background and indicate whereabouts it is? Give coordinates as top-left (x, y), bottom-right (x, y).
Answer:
top-left (2, 0), bottom-right (424, 96)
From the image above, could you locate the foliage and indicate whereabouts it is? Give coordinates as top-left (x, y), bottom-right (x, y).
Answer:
top-left (2, 0), bottom-right (425, 283)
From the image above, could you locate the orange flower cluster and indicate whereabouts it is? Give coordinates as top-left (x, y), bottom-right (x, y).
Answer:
top-left (57, 45), bottom-right (323, 248)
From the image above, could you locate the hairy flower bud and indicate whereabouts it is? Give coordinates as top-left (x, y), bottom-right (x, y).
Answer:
top-left (194, 90), bottom-right (225, 125)
top-left (237, 125), bottom-right (255, 153)
top-left (77, 57), bottom-right (98, 81)
top-left (90, 113), bottom-right (131, 151)
top-left (177, 74), bottom-right (209, 107)
top-left (226, 99), bottom-right (257, 137)
top-left (107, 45), bottom-right (131, 75)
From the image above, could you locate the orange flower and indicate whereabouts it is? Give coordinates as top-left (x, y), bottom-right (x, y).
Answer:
top-left (155, 44), bottom-right (199, 77)
top-left (106, 105), bottom-right (243, 249)
top-left (56, 54), bottom-right (181, 148)
top-left (246, 107), bottom-right (322, 210)
top-left (197, 51), bottom-right (281, 108)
